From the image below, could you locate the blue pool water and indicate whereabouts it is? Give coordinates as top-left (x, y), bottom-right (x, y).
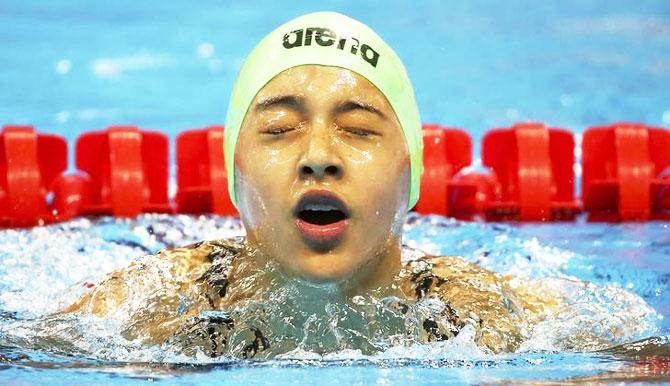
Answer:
top-left (1, 0), bottom-right (669, 384)
top-left (0, 215), bottom-right (668, 384)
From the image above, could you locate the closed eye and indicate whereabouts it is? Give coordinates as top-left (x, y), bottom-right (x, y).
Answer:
top-left (343, 127), bottom-right (380, 137)
top-left (261, 126), bottom-right (296, 135)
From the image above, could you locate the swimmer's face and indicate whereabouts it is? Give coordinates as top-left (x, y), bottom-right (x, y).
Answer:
top-left (235, 65), bottom-right (410, 288)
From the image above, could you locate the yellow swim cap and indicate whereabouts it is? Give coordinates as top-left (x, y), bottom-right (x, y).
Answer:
top-left (224, 11), bottom-right (423, 209)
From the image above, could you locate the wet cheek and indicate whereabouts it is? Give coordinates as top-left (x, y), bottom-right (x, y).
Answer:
top-left (261, 146), bottom-right (300, 172)
top-left (349, 159), bottom-right (408, 240)
top-left (335, 139), bottom-right (374, 165)
top-left (234, 168), bottom-right (269, 230)
top-left (345, 151), bottom-right (406, 189)
top-left (236, 167), bottom-right (297, 265)
top-left (236, 141), bottom-right (305, 222)
top-left (241, 140), bottom-right (301, 176)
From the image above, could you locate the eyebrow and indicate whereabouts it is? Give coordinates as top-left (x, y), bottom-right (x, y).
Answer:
top-left (334, 100), bottom-right (387, 120)
top-left (254, 94), bottom-right (305, 113)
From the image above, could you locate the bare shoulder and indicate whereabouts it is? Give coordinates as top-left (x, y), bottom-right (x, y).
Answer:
top-left (402, 254), bottom-right (505, 298)
top-left (401, 253), bottom-right (549, 353)
top-left (60, 238), bottom-right (245, 316)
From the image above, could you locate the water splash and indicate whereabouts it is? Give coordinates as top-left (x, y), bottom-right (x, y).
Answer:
top-left (0, 213), bottom-right (665, 366)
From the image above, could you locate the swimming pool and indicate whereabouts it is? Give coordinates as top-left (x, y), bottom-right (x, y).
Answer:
top-left (1, 0), bottom-right (669, 384)
top-left (0, 215), bottom-right (668, 384)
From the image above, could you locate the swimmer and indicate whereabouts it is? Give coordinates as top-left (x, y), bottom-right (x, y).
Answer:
top-left (61, 11), bottom-right (564, 358)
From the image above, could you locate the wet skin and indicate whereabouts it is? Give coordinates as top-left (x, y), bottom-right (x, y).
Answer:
top-left (234, 65), bottom-right (410, 293)
top-left (57, 67), bottom-right (602, 357)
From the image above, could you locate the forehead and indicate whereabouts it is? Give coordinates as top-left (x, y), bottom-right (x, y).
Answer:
top-left (254, 65), bottom-right (391, 108)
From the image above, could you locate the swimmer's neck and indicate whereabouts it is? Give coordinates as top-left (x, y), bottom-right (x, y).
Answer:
top-left (245, 239), bottom-right (403, 299)
top-left (336, 241), bottom-right (403, 298)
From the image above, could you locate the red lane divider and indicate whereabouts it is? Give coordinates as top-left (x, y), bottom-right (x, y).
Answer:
top-left (0, 122), bottom-right (668, 227)
top-left (415, 124), bottom-right (497, 220)
top-left (76, 126), bottom-right (171, 217)
top-left (0, 125), bottom-right (67, 227)
top-left (582, 123), bottom-right (670, 221)
top-left (482, 123), bottom-right (580, 221)
top-left (176, 126), bottom-right (236, 215)
top-left (52, 172), bottom-right (89, 221)
top-left (415, 125), bottom-right (472, 217)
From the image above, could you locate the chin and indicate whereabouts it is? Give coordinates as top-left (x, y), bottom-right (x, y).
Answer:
top-left (295, 263), bottom-right (354, 284)
top-left (300, 272), bottom-right (347, 284)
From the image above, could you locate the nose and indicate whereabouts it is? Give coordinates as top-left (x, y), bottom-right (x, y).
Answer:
top-left (297, 130), bottom-right (343, 180)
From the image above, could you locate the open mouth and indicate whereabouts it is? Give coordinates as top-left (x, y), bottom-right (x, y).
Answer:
top-left (298, 205), bottom-right (347, 225)
top-left (293, 190), bottom-right (350, 249)
top-left (294, 191), bottom-right (350, 225)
